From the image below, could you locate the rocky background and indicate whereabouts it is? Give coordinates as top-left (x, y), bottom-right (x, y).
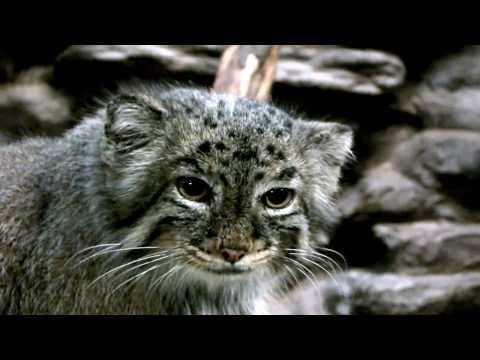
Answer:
top-left (1, 45), bottom-right (479, 315)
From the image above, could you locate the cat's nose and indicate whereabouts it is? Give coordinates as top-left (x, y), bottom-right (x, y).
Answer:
top-left (220, 248), bottom-right (246, 264)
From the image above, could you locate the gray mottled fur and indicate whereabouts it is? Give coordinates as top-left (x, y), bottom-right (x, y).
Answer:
top-left (0, 84), bottom-right (353, 314)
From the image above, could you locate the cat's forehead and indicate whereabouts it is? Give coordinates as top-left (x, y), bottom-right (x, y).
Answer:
top-left (173, 91), bottom-right (295, 141)
top-left (165, 91), bottom-right (300, 180)
top-left (174, 133), bottom-right (300, 186)
top-left (162, 88), bottom-right (294, 130)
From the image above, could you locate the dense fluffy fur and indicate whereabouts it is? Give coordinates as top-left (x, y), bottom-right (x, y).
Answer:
top-left (0, 84), bottom-right (353, 314)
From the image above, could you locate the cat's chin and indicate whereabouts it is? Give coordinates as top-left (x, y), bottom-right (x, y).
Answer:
top-left (185, 250), bottom-right (273, 278)
top-left (182, 257), bottom-right (272, 287)
top-left (188, 258), bottom-right (257, 277)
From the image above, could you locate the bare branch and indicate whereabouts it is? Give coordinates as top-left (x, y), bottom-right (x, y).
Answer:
top-left (213, 45), bottom-right (280, 102)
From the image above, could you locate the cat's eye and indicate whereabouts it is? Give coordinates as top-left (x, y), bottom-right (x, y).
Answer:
top-left (177, 177), bottom-right (211, 203)
top-left (263, 188), bottom-right (295, 209)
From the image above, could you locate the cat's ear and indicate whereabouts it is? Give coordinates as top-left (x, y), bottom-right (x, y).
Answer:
top-left (103, 95), bottom-right (167, 163)
top-left (102, 95), bottom-right (169, 221)
top-left (300, 121), bottom-right (354, 168)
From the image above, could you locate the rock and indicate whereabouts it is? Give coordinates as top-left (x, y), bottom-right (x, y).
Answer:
top-left (0, 131), bottom-right (11, 145)
top-left (355, 125), bottom-right (417, 172)
top-left (267, 279), bottom-right (346, 315)
top-left (405, 86), bottom-right (480, 131)
top-left (276, 46), bottom-right (406, 94)
top-left (266, 272), bottom-right (354, 315)
top-left (55, 45), bottom-right (406, 96)
top-left (425, 46), bottom-right (480, 90)
top-left (334, 162), bottom-right (478, 269)
top-left (333, 271), bottom-right (480, 314)
top-left (0, 67), bottom-right (72, 142)
top-left (58, 45), bottom-right (222, 76)
top-left (0, 53), bottom-right (14, 84)
top-left (377, 46), bottom-right (465, 82)
top-left (396, 46), bottom-right (480, 131)
top-left (392, 130), bottom-right (480, 208)
top-left (374, 221), bottom-right (480, 273)
top-left (278, 271), bottom-right (480, 314)
top-left (0, 45), bottom-right (68, 83)
top-left (337, 163), bottom-right (474, 222)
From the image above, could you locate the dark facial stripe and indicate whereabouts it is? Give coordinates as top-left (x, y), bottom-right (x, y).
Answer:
top-left (276, 225), bottom-right (301, 233)
top-left (198, 141), bottom-right (211, 154)
top-left (219, 173), bottom-right (229, 187)
top-left (277, 225), bottom-right (301, 250)
top-left (175, 157), bottom-right (205, 174)
top-left (215, 142), bottom-right (228, 151)
top-left (275, 151), bottom-right (286, 161)
top-left (142, 216), bottom-right (196, 248)
top-left (251, 216), bottom-right (268, 244)
top-left (124, 216), bottom-right (184, 260)
top-left (232, 148), bottom-right (258, 162)
top-left (254, 172), bottom-right (265, 182)
top-left (298, 197), bottom-right (310, 219)
top-left (204, 116), bottom-right (218, 129)
top-left (266, 211), bottom-right (302, 222)
top-left (275, 167), bottom-right (297, 181)
top-left (164, 197), bottom-right (191, 210)
top-left (115, 185), bottom-right (166, 229)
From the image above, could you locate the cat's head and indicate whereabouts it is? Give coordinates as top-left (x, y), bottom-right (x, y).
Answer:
top-left (100, 85), bottom-right (353, 293)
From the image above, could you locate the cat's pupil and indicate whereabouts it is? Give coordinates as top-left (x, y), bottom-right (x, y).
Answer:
top-left (264, 188), bottom-right (294, 209)
top-left (177, 177), bottom-right (209, 202)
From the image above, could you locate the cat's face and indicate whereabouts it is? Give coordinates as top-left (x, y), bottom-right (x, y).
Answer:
top-left (101, 87), bottom-right (352, 289)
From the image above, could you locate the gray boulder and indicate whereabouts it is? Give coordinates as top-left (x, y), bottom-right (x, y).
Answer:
top-left (336, 271), bottom-right (480, 314)
top-left (276, 271), bottom-right (480, 314)
top-left (0, 67), bottom-right (72, 142)
top-left (374, 221), bottom-right (480, 273)
top-left (356, 125), bottom-right (417, 172)
top-left (276, 45), bottom-right (406, 94)
top-left (397, 46), bottom-right (480, 131)
top-left (56, 45), bottom-right (406, 95)
top-left (405, 86), bottom-right (480, 131)
top-left (425, 45), bottom-right (480, 90)
top-left (0, 131), bottom-right (11, 145)
top-left (392, 130), bottom-right (480, 208)
top-left (338, 163), bottom-right (474, 222)
top-left (267, 274), bottom-right (352, 315)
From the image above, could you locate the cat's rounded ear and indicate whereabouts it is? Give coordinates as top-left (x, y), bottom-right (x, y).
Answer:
top-left (104, 95), bottom-right (166, 163)
top-left (102, 95), bottom-right (169, 220)
top-left (104, 94), bottom-right (167, 156)
top-left (300, 121), bottom-right (354, 168)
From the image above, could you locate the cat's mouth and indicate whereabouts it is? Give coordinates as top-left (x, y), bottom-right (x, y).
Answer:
top-left (185, 246), bottom-right (272, 275)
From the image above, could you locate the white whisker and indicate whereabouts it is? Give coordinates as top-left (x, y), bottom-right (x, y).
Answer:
top-left (74, 246), bottom-right (161, 268)
top-left (65, 243), bottom-right (121, 266)
top-left (296, 255), bottom-right (345, 296)
top-left (283, 262), bottom-right (300, 288)
top-left (317, 248), bottom-right (348, 270)
top-left (111, 264), bottom-right (164, 295)
top-left (148, 258), bottom-right (185, 294)
top-left (287, 249), bottom-right (348, 298)
top-left (284, 256), bottom-right (321, 293)
top-left (88, 252), bottom-right (173, 288)
top-left (287, 248), bottom-right (343, 274)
